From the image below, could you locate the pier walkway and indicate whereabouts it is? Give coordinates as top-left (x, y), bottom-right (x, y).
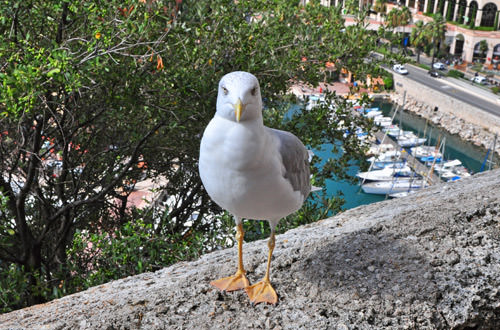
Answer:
top-left (374, 131), bottom-right (442, 185)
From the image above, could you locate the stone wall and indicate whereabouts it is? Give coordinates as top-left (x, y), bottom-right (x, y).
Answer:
top-left (391, 73), bottom-right (500, 155)
top-left (1, 169), bottom-right (500, 329)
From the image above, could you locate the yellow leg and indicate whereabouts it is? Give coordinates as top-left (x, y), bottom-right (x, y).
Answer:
top-left (210, 223), bottom-right (249, 291)
top-left (245, 231), bottom-right (278, 305)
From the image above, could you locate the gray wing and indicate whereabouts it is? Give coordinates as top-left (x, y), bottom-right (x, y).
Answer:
top-left (270, 128), bottom-right (311, 200)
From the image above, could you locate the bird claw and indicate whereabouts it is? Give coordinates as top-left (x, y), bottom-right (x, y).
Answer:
top-left (245, 279), bottom-right (278, 305)
top-left (210, 272), bottom-right (249, 292)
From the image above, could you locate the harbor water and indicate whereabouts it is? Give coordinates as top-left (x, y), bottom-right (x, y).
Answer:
top-left (311, 99), bottom-right (498, 211)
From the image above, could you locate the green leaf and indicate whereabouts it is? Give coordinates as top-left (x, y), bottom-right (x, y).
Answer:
top-left (47, 68), bottom-right (61, 77)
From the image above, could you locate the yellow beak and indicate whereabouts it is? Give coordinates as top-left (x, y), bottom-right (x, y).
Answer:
top-left (234, 98), bottom-right (243, 122)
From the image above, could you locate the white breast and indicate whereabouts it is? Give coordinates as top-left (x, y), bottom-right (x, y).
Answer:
top-left (199, 116), bottom-right (303, 221)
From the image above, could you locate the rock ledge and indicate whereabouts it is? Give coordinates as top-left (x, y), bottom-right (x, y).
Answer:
top-left (1, 170), bottom-right (500, 329)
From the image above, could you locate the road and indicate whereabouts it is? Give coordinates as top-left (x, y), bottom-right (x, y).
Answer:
top-left (401, 65), bottom-right (500, 118)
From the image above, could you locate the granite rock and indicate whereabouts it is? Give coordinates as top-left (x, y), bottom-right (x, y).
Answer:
top-left (1, 170), bottom-right (500, 329)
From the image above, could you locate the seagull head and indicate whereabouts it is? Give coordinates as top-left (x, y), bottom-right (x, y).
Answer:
top-left (216, 71), bottom-right (262, 123)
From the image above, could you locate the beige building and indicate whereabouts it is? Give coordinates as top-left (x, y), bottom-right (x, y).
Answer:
top-left (304, 0), bottom-right (500, 64)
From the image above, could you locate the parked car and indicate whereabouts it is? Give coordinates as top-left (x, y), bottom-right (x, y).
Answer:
top-left (393, 64), bottom-right (408, 75)
top-left (471, 76), bottom-right (487, 85)
top-left (428, 70), bottom-right (441, 78)
top-left (433, 62), bottom-right (446, 70)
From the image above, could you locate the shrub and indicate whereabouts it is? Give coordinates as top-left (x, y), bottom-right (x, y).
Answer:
top-left (418, 63), bottom-right (431, 70)
top-left (65, 220), bottom-right (206, 291)
top-left (447, 69), bottom-right (465, 78)
top-left (491, 86), bottom-right (500, 94)
top-left (475, 26), bottom-right (494, 31)
top-left (383, 76), bottom-right (394, 90)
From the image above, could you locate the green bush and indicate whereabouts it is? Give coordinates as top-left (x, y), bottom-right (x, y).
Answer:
top-left (65, 220), bottom-right (206, 291)
top-left (475, 26), bottom-right (494, 31)
top-left (383, 76), bottom-right (394, 90)
top-left (472, 63), bottom-right (483, 72)
top-left (491, 86), bottom-right (500, 94)
top-left (418, 63), bottom-right (431, 70)
top-left (0, 265), bottom-right (30, 313)
top-left (447, 69), bottom-right (465, 78)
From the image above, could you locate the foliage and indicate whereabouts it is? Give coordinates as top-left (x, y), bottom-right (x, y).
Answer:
top-left (410, 20), bottom-right (427, 63)
top-left (469, 6), bottom-right (477, 28)
top-left (417, 63), bottom-right (431, 71)
top-left (474, 26), bottom-right (495, 31)
top-left (447, 69), bottom-right (464, 79)
top-left (425, 13), bottom-right (447, 65)
top-left (384, 6), bottom-right (411, 54)
top-left (446, 1), bottom-right (453, 21)
top-left (471, 63), bottom-right (484, 72)
top-left (0, 264), bottom-right (30, 313)
top-left (372, 0), bottom-right (387, 15)
top-left (66, 219), bottom-right (205, 289)
top-left (0, 0), bottom-right (390, 312)
top-left (383, 75), bottom-right (393, 90)
top-left (385, 7), bottom-right (411, 29)
top-left (479, 40), bottom-right (489, 56)
top-left (491, 86), bottom-right (500, 94)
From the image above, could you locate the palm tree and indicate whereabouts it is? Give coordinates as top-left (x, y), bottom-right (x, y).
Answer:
top-left (399, 6), bottom-right (412, 53)
top-left (385, 7), bottom-right (412, 53)
top-left (410, 20), bottom-right (427, 63)
top-left (479, 40), bottom-right (488, 59)
top-left (425, 13), bottom-right (447, 67)
top-left (386, 8), bottom-right (400, 29)
top-left (373, 0), bottom-right (387, 22)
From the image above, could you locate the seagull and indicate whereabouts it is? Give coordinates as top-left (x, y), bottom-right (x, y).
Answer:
top-left (199, 71), bottom-right (311, 305)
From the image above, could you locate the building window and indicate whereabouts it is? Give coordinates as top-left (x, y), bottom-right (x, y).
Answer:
top-left (446, 0), bottom-right (456, 21)
top-left (457, 0), bottom-right (467, 24)
top-left (427, 0), bottom-right (435, 13)
top-left (418, 0), bottom-right (425, 12)
top-left (480, 3), bottom-right (497, 27)
top-left (468, 1), bottom-right (478, 27)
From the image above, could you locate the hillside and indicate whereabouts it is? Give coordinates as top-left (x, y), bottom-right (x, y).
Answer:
top-left (1, 169), bottom-right (500, 329)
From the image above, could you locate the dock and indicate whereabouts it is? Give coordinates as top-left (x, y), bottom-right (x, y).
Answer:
top-left (374, 131), bottom-right (442, 185)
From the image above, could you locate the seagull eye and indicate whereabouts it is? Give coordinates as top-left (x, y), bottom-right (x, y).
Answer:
top-left (251, 86), bottom-right (257, 96)
top-left (222, 86), bottom-right (229, 95)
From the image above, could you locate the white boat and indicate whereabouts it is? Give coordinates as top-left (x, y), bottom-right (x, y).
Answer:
top-left (411, 145), bottom-right (443, 159)
top-left (361, 179), bottom-right (428, 195)
top-left (374, 115), bottom-right (393, 127)
top-left (364, 109), bottom-right (382, 118)
top-left (433, 159), bottom-right (463, 173)
top-left (367, 150), bottom-right (402, 163)
top-left (435, 159), bottom-right (471, 181)
top-left (383, 125), bottom-right (404, 137)
top-left (372, 160), bottom-right (407, 170)
top-left (367, 150), bottom-right (406, 170)
top-left (365, 143), bottom-right (394, 156)
top-left (440, 169), bottom-right (471, 181)
top-left (389, 190), bottom-right (419, 198)
top-left (396, 131), bottom-right (427, 147)
top-left (356, 165), bottom-right (416, 182)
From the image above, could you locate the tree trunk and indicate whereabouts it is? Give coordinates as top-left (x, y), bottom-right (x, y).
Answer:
top-left (431, 37), bottom-right (436, 67)
top-left (25, 242), bottom-right (46, 306)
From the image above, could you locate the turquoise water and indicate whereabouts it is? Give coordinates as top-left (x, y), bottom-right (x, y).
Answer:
top-left (312, 144), bottom-right (386, 210)
top-left (308, 99), bottom-right (498, 211)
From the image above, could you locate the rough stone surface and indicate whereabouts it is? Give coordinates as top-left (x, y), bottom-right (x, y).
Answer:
top-left (1, 170), bottom-right (500, 329)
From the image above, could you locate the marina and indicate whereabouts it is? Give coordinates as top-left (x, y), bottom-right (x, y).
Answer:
top-left (307, 97), bottom-right (498, 209)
